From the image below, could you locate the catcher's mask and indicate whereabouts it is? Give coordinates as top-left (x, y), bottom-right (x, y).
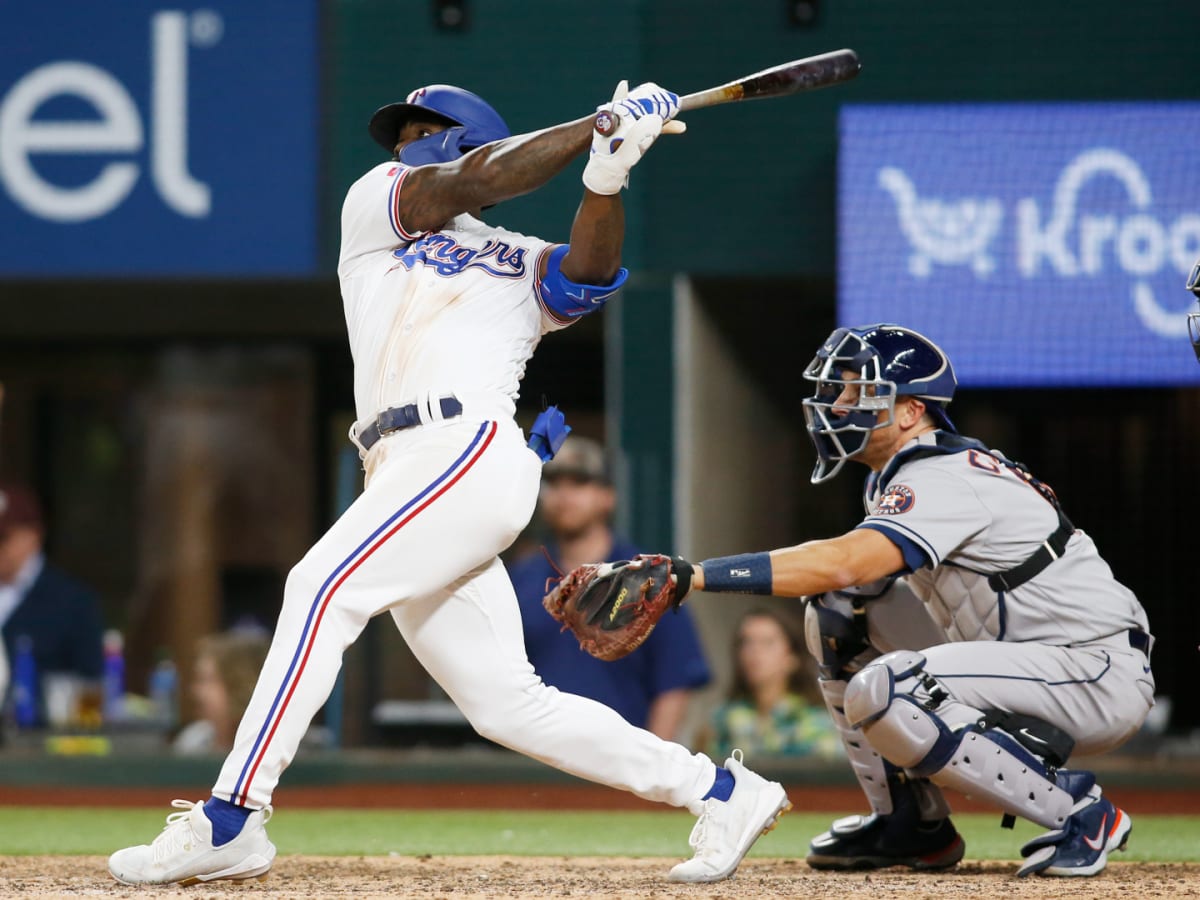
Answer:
top-left (1188, 259), bottom-right (1200, 362)
top-left (802, 324), bottom-right (957, 483)
top-left (369, 84), bottom-right (510, 165)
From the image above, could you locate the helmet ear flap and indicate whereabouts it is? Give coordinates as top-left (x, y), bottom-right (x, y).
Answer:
top-left (396, 126), bottom-right (472, 166)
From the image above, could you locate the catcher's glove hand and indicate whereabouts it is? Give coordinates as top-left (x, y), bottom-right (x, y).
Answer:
top-left (542, 553), bottom-right (694, 661)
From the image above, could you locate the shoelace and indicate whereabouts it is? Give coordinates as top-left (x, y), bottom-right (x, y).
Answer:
top-left (150, 799), bottom-right (202, 863)
top-left (687, 799), bottom-right (724, 858)
top-left (687, 751), bottom-right (745, 859)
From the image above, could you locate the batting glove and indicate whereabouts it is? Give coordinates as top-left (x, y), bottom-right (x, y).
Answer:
top-left (583, 81), bottom-right (680, 195)
top-left (620, 81), bottom-right (680, 120)
top-left (615, 81), bottom-right (687, 136)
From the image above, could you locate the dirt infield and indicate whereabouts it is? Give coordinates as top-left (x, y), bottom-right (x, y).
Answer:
top-left (5, 855), bottom-right (1200, 898)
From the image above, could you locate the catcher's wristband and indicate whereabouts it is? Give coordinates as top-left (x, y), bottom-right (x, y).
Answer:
top-left (699, 552), bottom-right (773, 595)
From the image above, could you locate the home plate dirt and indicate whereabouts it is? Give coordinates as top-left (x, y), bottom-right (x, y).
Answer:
top-left (4, 855), bottom-right (1199, 898)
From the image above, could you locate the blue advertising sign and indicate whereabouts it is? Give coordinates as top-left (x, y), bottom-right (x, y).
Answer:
top-left (839, 104), bottom-right (1200, 386)
top-left (0, 2), bottom-right (318, 277)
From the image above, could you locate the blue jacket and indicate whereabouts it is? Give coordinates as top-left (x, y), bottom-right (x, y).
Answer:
top-left (507, 537), bottom-right (711, 729)
top-left (2, 562), bottom-right (104, 725)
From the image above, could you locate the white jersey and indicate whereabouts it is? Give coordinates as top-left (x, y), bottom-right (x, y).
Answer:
top-left (858, 431), bottom-right (1149, 646)
top-left (337, 161), bottom-right (567, 425)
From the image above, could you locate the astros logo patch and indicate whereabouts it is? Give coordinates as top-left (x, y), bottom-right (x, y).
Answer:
top-left (875, 484), bottom-right (915, 515)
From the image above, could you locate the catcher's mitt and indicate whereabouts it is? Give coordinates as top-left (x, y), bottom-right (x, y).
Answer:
top-left (542, 553), bottom-right (694, 661)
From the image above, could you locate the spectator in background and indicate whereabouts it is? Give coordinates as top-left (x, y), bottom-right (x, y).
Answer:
top-left (174, 630), bottom-right (271, 755)
top-left (507, 437), bottom-right (711, 741)
top-left (0, 639), bottom-right (8, 716)
top-left (0, 481), bottom-right (104, 725)
top-left (705, 607), bottom-right (841, 761)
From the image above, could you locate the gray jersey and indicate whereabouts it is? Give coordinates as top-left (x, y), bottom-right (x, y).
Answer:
top-left (858, 432), bottom-right (1149, 646)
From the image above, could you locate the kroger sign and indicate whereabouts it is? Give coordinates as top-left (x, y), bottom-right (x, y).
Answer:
top-left (0, 1), bottom-right (317, 276)
top-left (839, 103), bottom-right (1200, 386)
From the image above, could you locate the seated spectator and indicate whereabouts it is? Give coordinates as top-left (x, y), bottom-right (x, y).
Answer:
top-left (174, 629), bottom-right (271, 755)
top-left (0, 639), bottom-right (7, 715)
top-left (705, 607), bottom-right (842, 760)
top-left (507, 436), bottom-right (710, 741)
top-left (0, 481), bottom-right (104, 726)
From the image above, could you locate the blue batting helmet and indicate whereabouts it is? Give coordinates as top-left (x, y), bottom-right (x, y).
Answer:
top-left (368, 85), bottom-right (510, 165)
top-left (801, 324), bottom-right (957, 483)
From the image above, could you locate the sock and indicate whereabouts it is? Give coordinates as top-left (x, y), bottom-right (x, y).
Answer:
top-left (702, 766), bottom-right (736, 802)
top-left (203, 797), bottom-right (253, 846)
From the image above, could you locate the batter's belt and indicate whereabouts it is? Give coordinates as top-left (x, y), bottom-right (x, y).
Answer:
top-left (351, 394), bottom-right (463, 454)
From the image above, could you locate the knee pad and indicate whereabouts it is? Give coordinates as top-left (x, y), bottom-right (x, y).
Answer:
top-left (844, 652), bottom-right (959, 771)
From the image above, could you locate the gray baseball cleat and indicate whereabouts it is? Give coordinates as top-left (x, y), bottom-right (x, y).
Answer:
top-left (108, 799), bottom-right (276, 885)
top-left (668, 750), bottom-right (791, 883)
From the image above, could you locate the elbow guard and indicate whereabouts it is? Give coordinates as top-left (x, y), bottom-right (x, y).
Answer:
top-left (537, 245), bottom-right (628, 325)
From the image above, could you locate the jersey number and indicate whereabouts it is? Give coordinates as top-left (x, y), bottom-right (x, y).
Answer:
top-left (967, 449), bottom-right (1056, 499)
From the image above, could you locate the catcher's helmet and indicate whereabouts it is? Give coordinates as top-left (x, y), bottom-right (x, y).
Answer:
top-left (802, 324), bottom-right (957, 483)
top-left (368, 84), bottom-right (510, 165)
top-left (1187, 259), bottom-right (1200, 362)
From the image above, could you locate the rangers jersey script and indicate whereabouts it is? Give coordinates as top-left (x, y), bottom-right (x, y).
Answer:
top-left (338, 162), bottom-right (564, 425)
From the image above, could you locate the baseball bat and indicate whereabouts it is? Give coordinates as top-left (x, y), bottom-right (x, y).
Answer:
top-left (594, 49), bottom-right (861, 136)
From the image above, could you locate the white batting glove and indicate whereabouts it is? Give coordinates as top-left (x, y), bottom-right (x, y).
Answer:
top-left (583, 81), bottom-right (680, 195)
top-left (615, 81), bottom-right (687, 135)
top-left (619, 81), bottom-right (680, 122)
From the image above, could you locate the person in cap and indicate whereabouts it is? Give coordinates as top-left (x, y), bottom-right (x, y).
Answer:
top-left (0, 482), bottom-right (104, 726)
top-left (507, 436), bottom-right (711, 741)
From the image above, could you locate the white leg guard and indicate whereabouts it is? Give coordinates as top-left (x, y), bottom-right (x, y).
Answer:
top-left (807, 597), bottom-right (950, 821)
top-left (818, 678), bottom-right (893, 815)
top-left (845, 651), bottom-right (1076, 830)
top-left (934, 730), bottom-right (1074, 829)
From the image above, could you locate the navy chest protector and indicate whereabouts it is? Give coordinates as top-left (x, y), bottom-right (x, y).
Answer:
top-left (870, 432), bottom-right (1075, 592)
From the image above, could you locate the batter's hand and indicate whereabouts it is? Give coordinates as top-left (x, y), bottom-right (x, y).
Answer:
top-left (619, 82), bottom-right (684, 130)
top-left (606, 81), bottom-right (687, 136)
top-left (583, 81), bottom-right (680, 195)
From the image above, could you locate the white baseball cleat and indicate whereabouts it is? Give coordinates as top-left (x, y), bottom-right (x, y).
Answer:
top-left (668, 750), bottom-right (791, 883)
top-left (108, 799), bottom-right (276, 886)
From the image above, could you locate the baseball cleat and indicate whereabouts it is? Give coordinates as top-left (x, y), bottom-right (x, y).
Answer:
top-left (806, 812), bottom-right (965, 871)
top-left (668, 750), bottom-right (791, 883)
top-left (1016, 792), bottom-right (1132, 877)
top-left (108, 798), bottom-right (276, 886)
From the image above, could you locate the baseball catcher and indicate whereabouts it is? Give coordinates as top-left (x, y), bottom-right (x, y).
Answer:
top-left (543, 554), bottom-right (693, 661)
top-left (583, 323), bottom-right (1153, 879)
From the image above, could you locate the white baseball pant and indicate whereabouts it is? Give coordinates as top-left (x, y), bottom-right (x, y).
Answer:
top-left (211, 416), bottom-right (715, 809)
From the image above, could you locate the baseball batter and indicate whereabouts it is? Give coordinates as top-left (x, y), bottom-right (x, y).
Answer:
top-left (656, 324), bottom-right (1153, 877)
top-left (107, 82), bottom-right (789, 886)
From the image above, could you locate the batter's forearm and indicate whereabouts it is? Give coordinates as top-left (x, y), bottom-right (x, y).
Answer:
top-left (401, 118), bottom-right (594, 232)
top-left (560, 191), bottom-right (624, 285)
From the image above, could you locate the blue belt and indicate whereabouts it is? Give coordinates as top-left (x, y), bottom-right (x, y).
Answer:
top-left (356, 396), bottom-right (463, 451)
